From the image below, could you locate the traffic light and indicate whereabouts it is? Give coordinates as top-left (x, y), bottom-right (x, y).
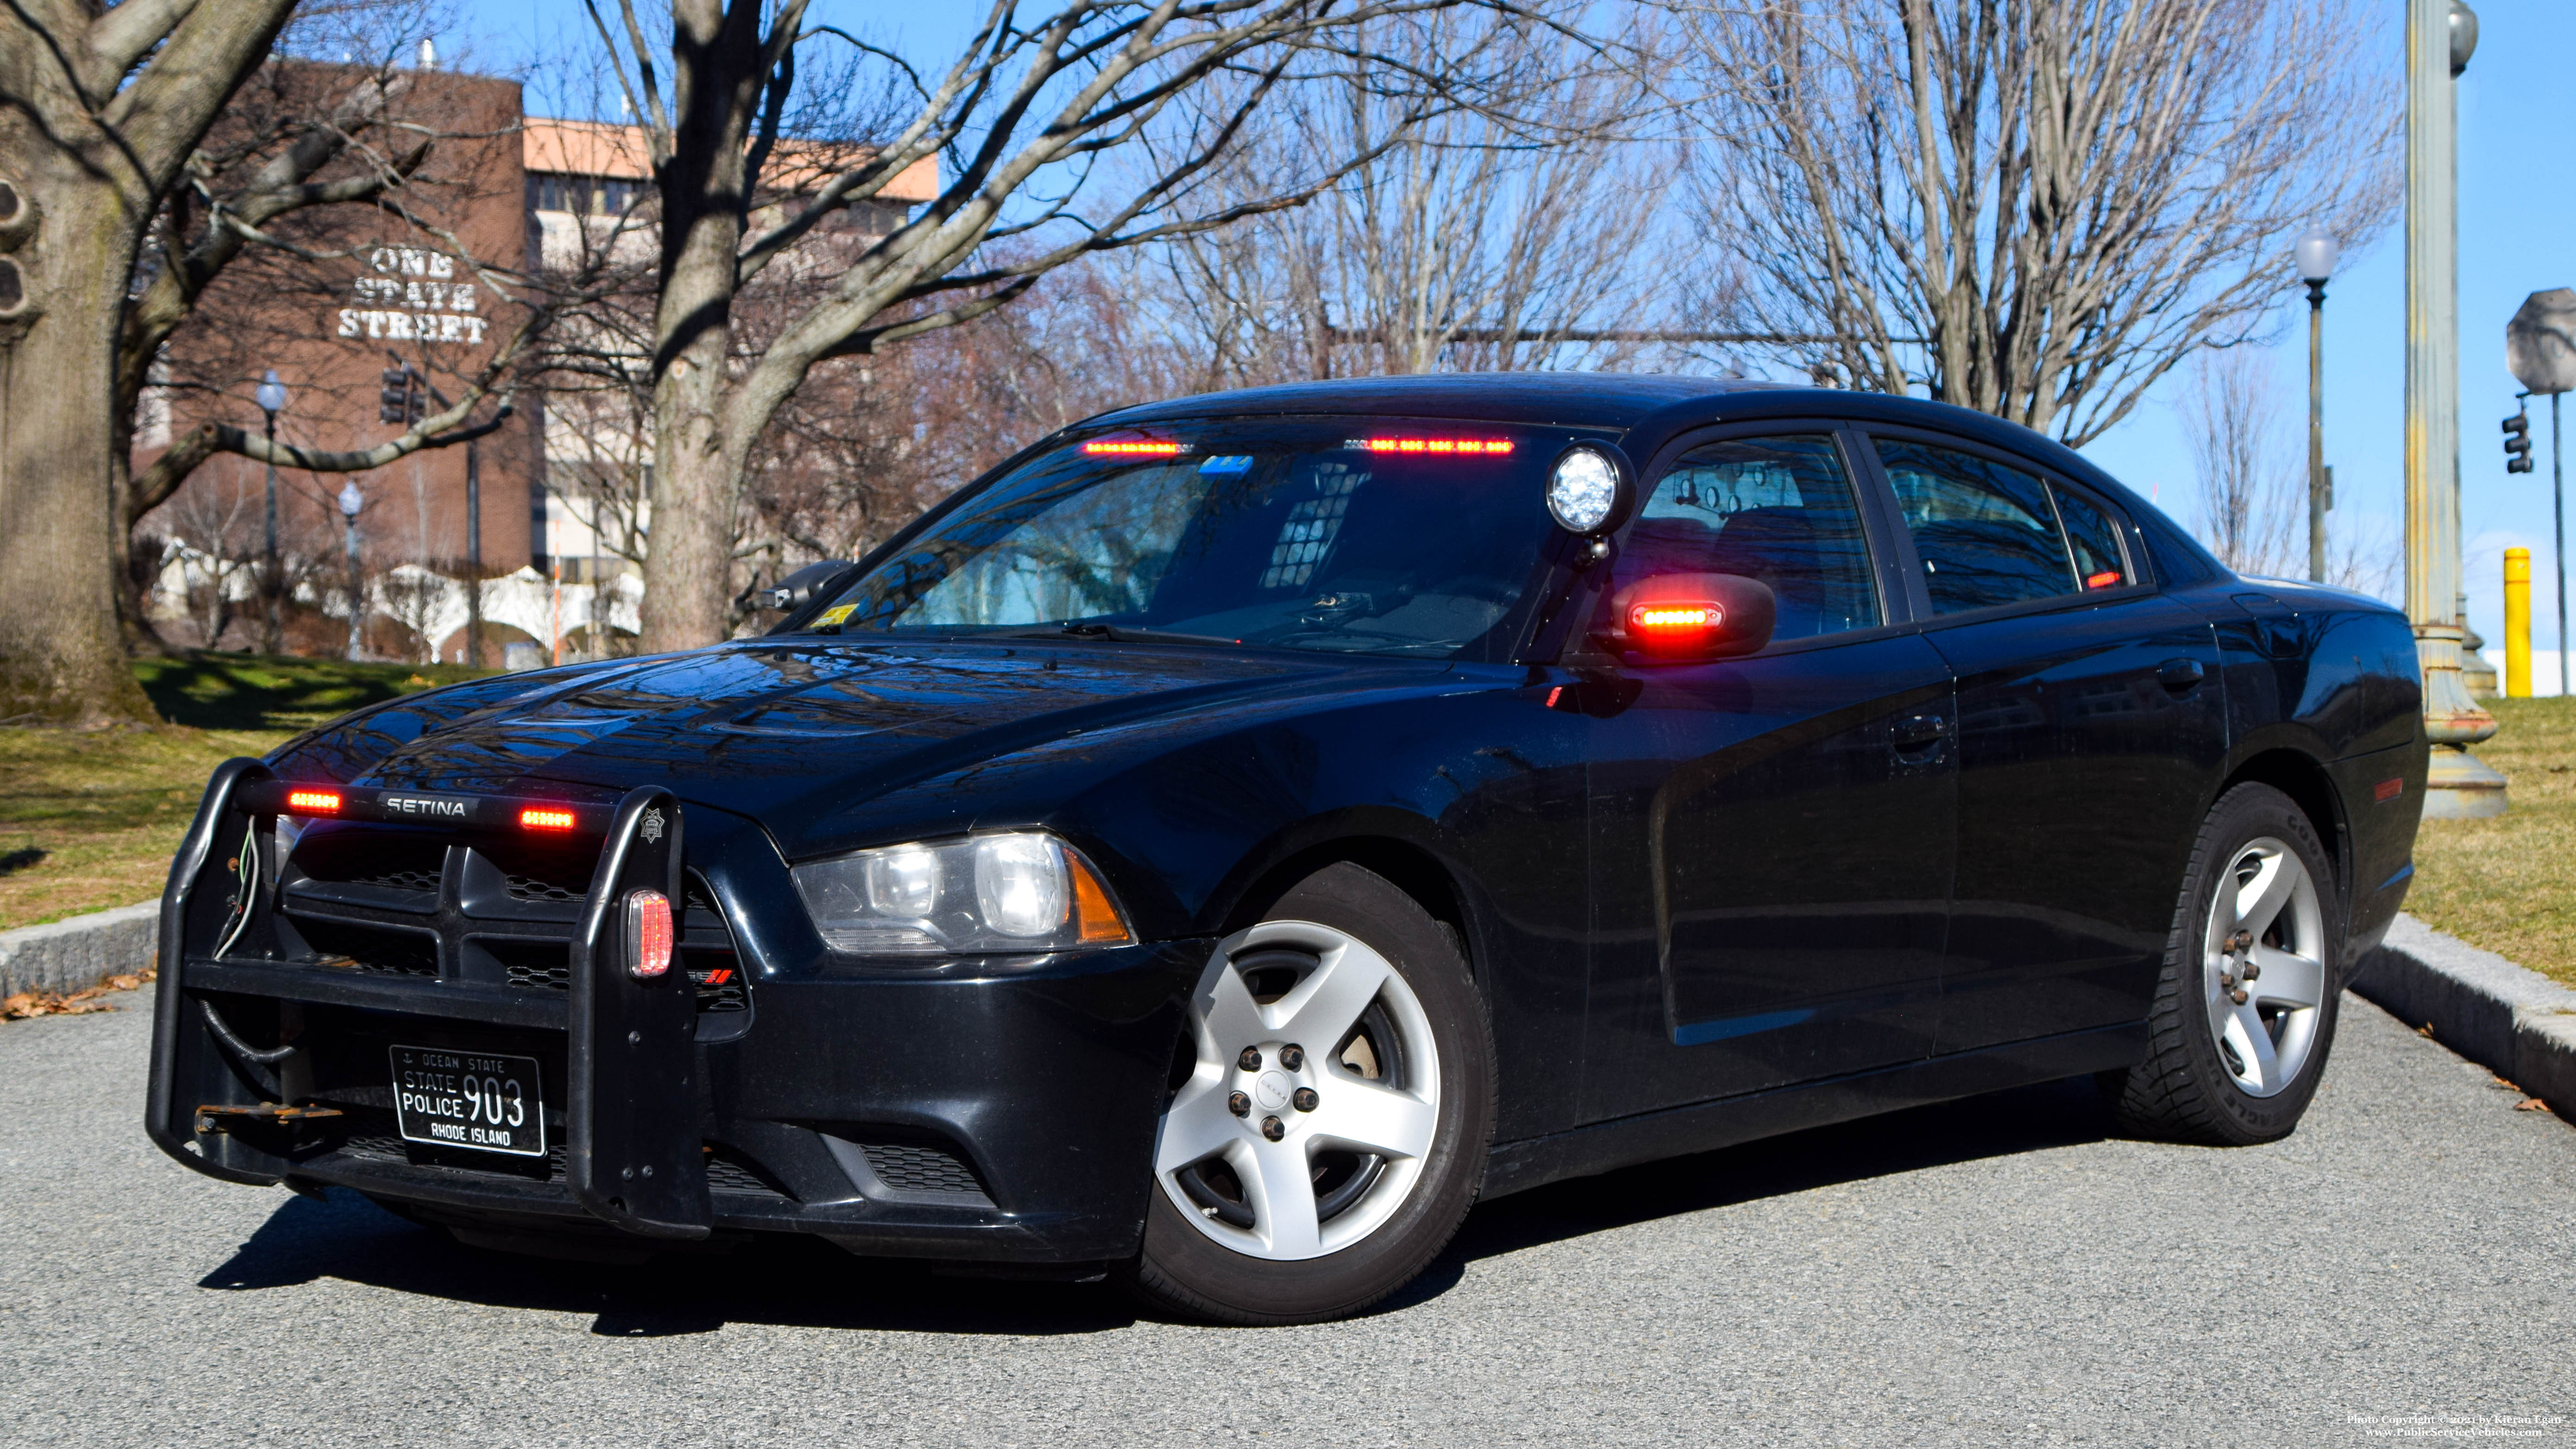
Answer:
top-left (378, 366), bottom-right (421, 426)
top-left (2504, 409), bottom-right (2535, 473)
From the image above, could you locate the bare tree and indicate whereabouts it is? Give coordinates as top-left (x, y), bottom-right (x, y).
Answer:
top-left (160, 463), bottom-right (265, 649)
top-left (2183, 348), bottom-right (2298, 578)
top-left (1146, 10), bottom-right (1679, 384)
top-left (0, 0), bottom-right (315, 721)
top-left (574, 0), bottom-right (1563, 652)
top-left (114, 8), bottom-right (478, 655)
top-left (1682, 0), bottom-right (2399, 446)
top-left (2179, 345), bottom-right (2398, 596)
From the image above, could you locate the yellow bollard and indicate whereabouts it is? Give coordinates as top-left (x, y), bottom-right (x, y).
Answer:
top-left (2506, 547), bottom-right (2532, 698)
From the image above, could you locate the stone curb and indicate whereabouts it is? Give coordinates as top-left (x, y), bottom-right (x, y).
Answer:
top-left (0, 901), bottom-right (158, 998)
top-left (2353, 912), bottom-right (2576, 1108)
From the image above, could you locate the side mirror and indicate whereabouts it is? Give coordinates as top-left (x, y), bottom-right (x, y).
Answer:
top-left (1600, 572), bottom-right (1777, 663)
top-left (759, 559), bottom-right (857, 613)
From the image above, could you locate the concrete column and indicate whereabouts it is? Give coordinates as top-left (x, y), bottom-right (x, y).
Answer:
top-left (2406, 0), bottom-right (2505, 816)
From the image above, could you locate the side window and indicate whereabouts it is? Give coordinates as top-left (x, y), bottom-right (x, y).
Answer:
top-left (1876, 440), bottom-right (2080, 614)
top-left (1615, 434), bottom-right (1880, 641)
top-left (2050, 484), bottom-right (2133, 590)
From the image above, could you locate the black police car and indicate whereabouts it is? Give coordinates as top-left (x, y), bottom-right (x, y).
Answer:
top-left (148, 374), bottom-right (2428, 1324)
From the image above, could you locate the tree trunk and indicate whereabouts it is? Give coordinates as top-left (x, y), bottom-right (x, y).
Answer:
top-left (0, 174), bottom-right (158, 724)
top-left (635, 0), bottom-right (764, 655)
top-left (107, 407), bottom-right (178, 658)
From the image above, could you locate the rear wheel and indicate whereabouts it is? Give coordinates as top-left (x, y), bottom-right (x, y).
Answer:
top-left (2105, 783), bottom-right (2342, 1145)
top-left (1123, 863), bottom-right (1493, 1324)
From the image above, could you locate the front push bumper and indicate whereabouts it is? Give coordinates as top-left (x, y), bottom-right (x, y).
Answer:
top-left (145, 759), bottom-right (1211, 1264)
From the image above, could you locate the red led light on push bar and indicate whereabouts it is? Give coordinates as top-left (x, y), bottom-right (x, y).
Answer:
top-left (1358, 437), bottom-right (1515, 456)
top-left (1630, 602), bottom-right (1725, 633)
top-left (519, 807), bottom-right (578, 832)
top-left (626, 889), bottom-right (674, 980)
top-left (284, 789), bottom-right (344, 815)
top-left (1083, 440), bottom-right (1185, 456)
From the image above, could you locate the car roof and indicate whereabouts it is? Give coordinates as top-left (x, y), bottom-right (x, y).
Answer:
top-left (1089, 372), bottom-right (1781, 431)
top-left (1090, 372), bottom-right (2064, 462)
top-left (1089, 373), bottom-right (2126, 489)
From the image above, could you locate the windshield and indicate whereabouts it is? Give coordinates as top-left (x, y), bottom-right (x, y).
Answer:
top-left (807, 419), bottom-right (1584, 661)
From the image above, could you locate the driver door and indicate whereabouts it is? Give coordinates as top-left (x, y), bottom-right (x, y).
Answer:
top-left (1577, 427), bottom-right (1958, 1123)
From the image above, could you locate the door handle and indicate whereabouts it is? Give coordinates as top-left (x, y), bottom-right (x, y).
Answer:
top-left (1891, 713), bottom-right (1947, 750)
top-left (2156, 658), bottom-right (2206, 692)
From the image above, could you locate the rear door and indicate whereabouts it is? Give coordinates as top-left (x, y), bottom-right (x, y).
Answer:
top-left (1861, 432), bottom-right (2225, 1054)
top-left (1577, 425), bottom-right (1957, 1121)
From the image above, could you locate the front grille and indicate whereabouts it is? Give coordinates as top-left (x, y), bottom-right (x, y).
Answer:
top-left (480, 838), bottom-right (600, 903)
top-left (704, 1150), bottom-right (792, 1198)
top-left (506, 960), bottom-right (573, 991)
top-left (293, 835), bottom-right (447, 892)
top-left (859, 1140), bottom-right (989, 1200)
top-left (688, 952), bottom-right (748, 1013)
top-left (294, 919), bottom-right (440, 977)
top-left (480, 939), bottom-right (745, 1014)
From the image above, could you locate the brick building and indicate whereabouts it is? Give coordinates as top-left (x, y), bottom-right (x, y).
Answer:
top-left (139, 57), bottom-right (934, 662)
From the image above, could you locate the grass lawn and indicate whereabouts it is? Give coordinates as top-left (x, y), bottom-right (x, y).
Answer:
top-left (2405, 695), bottom-right (2576, 988)
top-left (0, 654), bottom-right (491, 930)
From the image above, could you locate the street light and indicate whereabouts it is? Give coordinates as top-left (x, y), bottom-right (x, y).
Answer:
top-left (2296, 229), bottom-right (2339, 584)
top-left (337, 480), bottom-right (365, 662)
top-left (254, 368), bottom-right (287, 655)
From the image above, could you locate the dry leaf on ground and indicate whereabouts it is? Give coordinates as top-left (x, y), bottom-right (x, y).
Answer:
top-left (0, 966), bottom-right (155, 1022)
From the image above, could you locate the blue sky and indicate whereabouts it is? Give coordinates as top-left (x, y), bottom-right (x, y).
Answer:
top-left (441, 1), bottom-right (2575, 652)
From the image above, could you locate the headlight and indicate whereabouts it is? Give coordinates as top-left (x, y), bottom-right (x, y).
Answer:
top-left (791, 832), bottom-right (1133, 955)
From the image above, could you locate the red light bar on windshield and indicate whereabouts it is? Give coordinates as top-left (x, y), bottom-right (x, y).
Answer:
top-left (1355, 437), bottom-right (1515, 456)
top-left (520, 807), bottom-right (578, 832)
top-left (1083, 440), bottom-right (1186, 456)
top-left (284, 789), bottom-right (343, 815)
top-left (2085, 569), bottom-right (2122, 590)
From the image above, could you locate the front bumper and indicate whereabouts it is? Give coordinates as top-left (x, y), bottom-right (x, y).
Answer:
top-left (146, 760), bottom-right (1209, 1264)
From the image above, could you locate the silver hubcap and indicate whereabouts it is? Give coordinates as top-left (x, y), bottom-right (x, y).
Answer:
top-left (1153, 919), bottom-right (1442, 1261)
top-left (2201, 837), bottom-right (2327, 1098)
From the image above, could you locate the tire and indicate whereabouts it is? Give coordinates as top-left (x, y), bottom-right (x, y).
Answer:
top-left (2105, 782), bottom-right (2344, 1146)
top-left (1120, 863), bottom-right (1495, 1324)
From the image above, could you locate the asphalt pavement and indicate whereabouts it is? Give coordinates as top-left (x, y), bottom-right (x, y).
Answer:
top-left (2, 991), bottom-right (2570, 1448)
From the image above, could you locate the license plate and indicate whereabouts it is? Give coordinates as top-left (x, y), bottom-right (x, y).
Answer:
top-left (390, 1046), bottom-right (547, 1158)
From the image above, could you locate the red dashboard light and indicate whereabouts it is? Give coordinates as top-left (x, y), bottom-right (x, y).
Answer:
top-left (2085, 569), bottom-right (2123, 590)
top-left (519, 807), bottom-right (578, 832)
top-left (284, 789), bottom-right (343, 814)
top-left (1083, 440), bottom-right (1184, 456)
top-left (626, 889), bottom-right (674, 980)
top-left (1358, 437), bottom-right (1514, 456)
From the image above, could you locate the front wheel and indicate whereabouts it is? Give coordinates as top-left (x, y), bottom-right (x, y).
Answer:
top-left (2105, 782), bottom-right (2344, 1145)
top-left (1121, 863), bottom-right (1494, 1324)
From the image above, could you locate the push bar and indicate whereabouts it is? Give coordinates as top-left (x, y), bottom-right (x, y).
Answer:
top-left (233, 779), bottom-right (617, 836)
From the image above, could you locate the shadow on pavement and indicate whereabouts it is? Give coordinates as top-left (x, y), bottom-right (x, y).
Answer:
top-left (1371, 1073), bottom-right (2118, 1315)
top-left (197, 1189), bottom-right (1137, 1337)
top-left (195, 1075), bottom-right (2114, 1333)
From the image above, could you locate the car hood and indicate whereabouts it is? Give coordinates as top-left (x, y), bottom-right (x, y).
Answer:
top-left (272, 639), bottom-right (1360, 856)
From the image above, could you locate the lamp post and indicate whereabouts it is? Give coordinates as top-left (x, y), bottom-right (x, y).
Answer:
top-left (253, 369), bottom-right (288, 654)
top-left (2296, 230), bottom-right (2338, 584)
top-left (337, 481), bottom-right (365, 661)
top-left (2405, 0), bottom-right (2504, 815)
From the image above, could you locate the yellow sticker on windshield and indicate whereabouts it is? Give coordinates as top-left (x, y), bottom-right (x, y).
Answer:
top-left (815, 603), bottom-right (855, 628)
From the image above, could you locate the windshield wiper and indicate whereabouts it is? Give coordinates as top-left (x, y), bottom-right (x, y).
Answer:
top-left (1021, 622), bottom-right (1243, 647)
